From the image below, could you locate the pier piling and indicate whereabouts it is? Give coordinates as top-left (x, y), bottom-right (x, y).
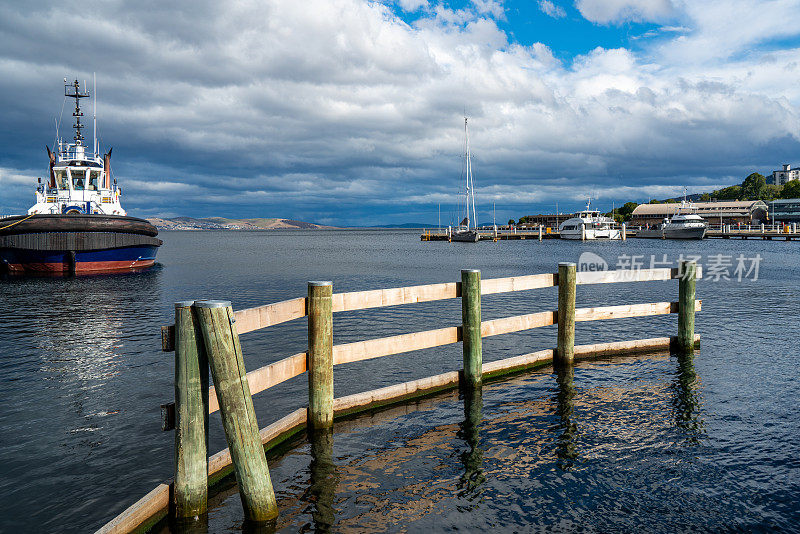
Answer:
top-left (194, 300), bottom-right (278, 522)
top-left (173, 301), bottom-right (208, 520)
top-left (556, 262), bottom-right (576, 366)
top-left (677, 261), bottom-right (697, 355)
top-left (461, 269), bottom-right (482, 389)
top-left (308, 282), bottom-right (334, 431)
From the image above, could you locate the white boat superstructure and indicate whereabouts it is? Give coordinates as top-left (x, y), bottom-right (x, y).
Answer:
top-left (451, 117), bottom-right (478, 243)
top-left (663, 212), bottom-right (707, 239)
top-left (558, 201), bottom-right (621, 240)
top-left (636, 199), bottom-right (707, 239)
top-left (28, 79), bottom-right (125, 216)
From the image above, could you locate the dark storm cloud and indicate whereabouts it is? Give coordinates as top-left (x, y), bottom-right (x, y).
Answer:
top-left (2, 0), bottom-right (800, 224)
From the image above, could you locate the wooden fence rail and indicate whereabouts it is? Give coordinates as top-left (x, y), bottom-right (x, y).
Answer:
top-left (104, 263), bottom-right (702, 534)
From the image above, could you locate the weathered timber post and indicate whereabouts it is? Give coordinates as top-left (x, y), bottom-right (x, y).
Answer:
top-left (580, 224), bottom-right (586, 241)
top-left (677, 260), bottom-right (697, 355)
top-left (556, 262), bottom-right (576, 366)
top-left (461, 269), bottom-right (482, 389)
top-left (194, 300), bottom-right (278, 522)
top-left (621, 223), bottom-right (626, 241)
top-left (308, 281), bottom-right (334, 431)
top-left (173, 301), bottom-right (209, 520)
top-left (538, 225), bottom-right (542, 241)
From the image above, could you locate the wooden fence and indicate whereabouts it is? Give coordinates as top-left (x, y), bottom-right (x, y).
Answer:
top-left (97, 261), bottom-right (701, 534)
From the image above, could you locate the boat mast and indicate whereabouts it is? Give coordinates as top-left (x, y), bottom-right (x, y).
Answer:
top-left (65, 79), bottom-right (90, 152)
top-left (464, 117), bottom-right (476, 230)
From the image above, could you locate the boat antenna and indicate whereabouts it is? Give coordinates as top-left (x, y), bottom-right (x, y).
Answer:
top-left (54, 81), bottom-right (67, 152)
top-left (93, 73), bottom-right (97, 157)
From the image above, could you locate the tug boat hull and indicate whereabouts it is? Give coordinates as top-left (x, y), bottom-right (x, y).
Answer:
top-left (0, 214), bottom-right (161, 274)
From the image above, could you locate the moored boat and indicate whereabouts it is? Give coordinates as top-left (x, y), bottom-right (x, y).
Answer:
top-left (558, 201), bottom-right (622, 240)
top-left (0, 79), bottom-right (161, 274)
top-left (451, 117), bottom-right (479, 243)
top-left (635, 201), bottom-right (707, 240)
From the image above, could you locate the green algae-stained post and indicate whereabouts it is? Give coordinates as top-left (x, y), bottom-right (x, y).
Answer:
top-left (461, 269), bottom-right (482, 388)
top-left (557, 262), bottom-right (576, 366)
top-left (194, 300), bottom-right (278, 522)
top-left (308, 281), bottom-right (334, 431)
top-left (173, 301), bottom-right (209, 520)
top-left (678, 260), bottom-right (697, 355)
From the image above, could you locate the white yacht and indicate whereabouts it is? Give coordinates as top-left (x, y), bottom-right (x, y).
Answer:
top-left (636, 200), bottom-right (707, 240)
top-left (558, 202), bottom-right (622, 240)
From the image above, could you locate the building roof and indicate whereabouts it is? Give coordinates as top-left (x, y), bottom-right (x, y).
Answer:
top-left (768, 198), bottom-right (800, 205)
top-left (631, 200), bottom-right (767, 216)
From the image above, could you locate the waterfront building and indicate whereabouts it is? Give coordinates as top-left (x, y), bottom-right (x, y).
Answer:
top-left (767, 198), bottom-right (800, 222)
top-left (629, 201), bottom-right (768, 226)
top-left (768, 164), bottom-right (800, 186)
top-left (518, 213), bottom-right (574, 229)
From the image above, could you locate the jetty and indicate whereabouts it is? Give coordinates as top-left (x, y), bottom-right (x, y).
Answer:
top-left (422, 223), bottom-right (800, 241)
top-left (98, 262), bottom-right (701, 533)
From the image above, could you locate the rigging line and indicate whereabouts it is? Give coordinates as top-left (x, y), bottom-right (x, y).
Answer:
top-left (54, 94), bottom-right (67, 149)
top-left (0, 214), bottom-right (34, 231)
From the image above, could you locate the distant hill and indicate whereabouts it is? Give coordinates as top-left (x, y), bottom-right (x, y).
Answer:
top-left (148, 217), bottom-right (335, 230)
top-left (364, 222), bottom-right (438, 229)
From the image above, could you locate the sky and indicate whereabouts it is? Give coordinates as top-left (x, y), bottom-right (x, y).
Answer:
top-left (2, 0), bottom-right (800, 226)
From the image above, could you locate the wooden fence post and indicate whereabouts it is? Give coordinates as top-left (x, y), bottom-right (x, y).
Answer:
top-left (173, 301), bottom-right (209, 520)
top-left (308, 281), bottom-right (334, 431)
top-left (677, 260), bottom-right (697, 354)
top-left (556, 262), bottom-right (576, 366)
top-left (461, 269), bottom-right (482, 389)
top-left (194, 300), bottom-right (278, 522)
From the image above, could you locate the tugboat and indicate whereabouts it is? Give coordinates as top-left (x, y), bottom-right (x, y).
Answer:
top-left (0, 79), bottom-right (161, 274)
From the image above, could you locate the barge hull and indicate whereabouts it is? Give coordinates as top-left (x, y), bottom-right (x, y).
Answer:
top-left (1, 245), bottom-right (159, 274)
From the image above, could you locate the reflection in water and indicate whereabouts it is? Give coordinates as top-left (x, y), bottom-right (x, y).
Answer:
top-left (456, 387), bottom-right (485, 502)
top-left (670, 354), bottom-right (705, 443)
top-left (242, 517), bottom-right (278, 534)
top-left (171, 514), bottom-right (208, 534)
top-left (30, 268), bottom-right (163, 421)
top-left (554, 367), bottom-right (578, 470)
top-left (302, 428), bottom-right (337, 532)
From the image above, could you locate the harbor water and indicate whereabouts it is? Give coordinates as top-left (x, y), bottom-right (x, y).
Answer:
top-left (1, 230), bottom-right (799, 532)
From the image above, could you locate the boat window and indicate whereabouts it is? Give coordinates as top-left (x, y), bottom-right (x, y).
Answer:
top-left (88, 171), bottom-right (100, 191)
top-left (72, 169), bottom-right (86, 190)
top-left (55, 169), bottom-right (68, 189)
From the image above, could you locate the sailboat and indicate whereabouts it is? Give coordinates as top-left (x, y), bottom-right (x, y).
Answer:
top-left (451, 117), bottom-right (479, 243)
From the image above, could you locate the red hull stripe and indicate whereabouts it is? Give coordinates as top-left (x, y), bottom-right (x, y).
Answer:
top-left (6, 259), bottom-right (155, 273)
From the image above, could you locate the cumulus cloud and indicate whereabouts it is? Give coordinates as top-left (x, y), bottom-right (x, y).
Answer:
top-left (576, 0), bottom-right (675, 24)
top-left (538, 0), bottom-right (566, 19)
top-left (396, 0), bottom-right (428, 11)
top-left (0, 0), bottom-right (799, 224)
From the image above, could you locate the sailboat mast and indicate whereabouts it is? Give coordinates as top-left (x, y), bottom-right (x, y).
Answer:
top-left (465, 117), bottom-right (476, 229)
